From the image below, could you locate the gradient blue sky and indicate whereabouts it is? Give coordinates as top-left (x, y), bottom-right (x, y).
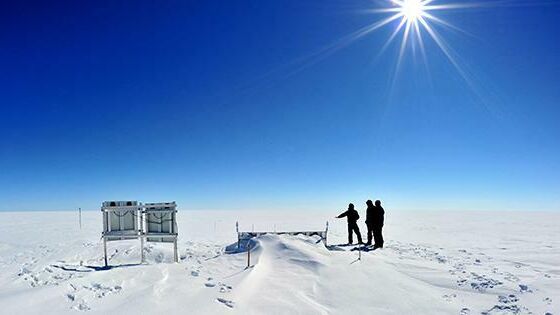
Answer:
top-left (1, 0), bottom-right (559, 211)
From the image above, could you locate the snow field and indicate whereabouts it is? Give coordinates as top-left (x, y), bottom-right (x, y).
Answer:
top-left (0, 210), bottom-right (558, 314)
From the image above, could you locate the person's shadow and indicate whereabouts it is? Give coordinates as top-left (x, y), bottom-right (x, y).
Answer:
top-left (51, 263), bottom-right (142, 272)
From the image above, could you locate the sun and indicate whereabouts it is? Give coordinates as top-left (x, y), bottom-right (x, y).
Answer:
top-left (399, 0), bottom-right (425, 21)
top-left (281, 0), bottom-right (539, 105)
top-left (347, 0), bottom-right (479, 81)
top-left (287, 0), bottom-right (499, 87)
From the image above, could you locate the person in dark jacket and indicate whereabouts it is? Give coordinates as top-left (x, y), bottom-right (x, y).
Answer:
top-left (336, 203), bottom-right (363, 245)
top-left (365, 200), bottom-right (375, 246)
top-left (365, 199), bottom-right (385, 248)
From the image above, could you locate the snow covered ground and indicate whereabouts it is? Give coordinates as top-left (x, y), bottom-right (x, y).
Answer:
top-left (0, 210), bottom-right (558, 314)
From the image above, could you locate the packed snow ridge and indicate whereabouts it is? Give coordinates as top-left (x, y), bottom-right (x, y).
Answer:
top-left (0, 211), bottom-right (558, 314)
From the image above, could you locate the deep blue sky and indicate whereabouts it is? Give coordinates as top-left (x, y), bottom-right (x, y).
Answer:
top-left (1, 0), bottom-right (559, 211)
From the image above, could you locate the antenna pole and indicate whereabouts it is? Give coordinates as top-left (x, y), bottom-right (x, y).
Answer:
top-left (236, 221), bottom-right (240, 249)
top-left (247, 242), bottom-right (251, 268)
top-left (325, 221), bottom-right (329, 245)
top-left (358, 246), bottom-right (362, 261)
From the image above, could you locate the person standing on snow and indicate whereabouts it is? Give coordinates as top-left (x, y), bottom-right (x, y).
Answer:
top-left (336, 203), bottom-right (363, 245)
top-left (365, 199), bottom-right (385, 249)
top-left (365, 200), bottom-right (375, 246)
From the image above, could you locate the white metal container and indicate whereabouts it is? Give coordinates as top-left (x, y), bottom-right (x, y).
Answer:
top-left (100, 200), bottom-right (179, 267)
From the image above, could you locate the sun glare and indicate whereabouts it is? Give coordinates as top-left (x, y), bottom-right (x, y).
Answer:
top-left (399, 0), bottom-right (425, 21)
top-left (289, 0), bottom-right (509, 89)
top-left (346, 0), bottom-right (483, 83)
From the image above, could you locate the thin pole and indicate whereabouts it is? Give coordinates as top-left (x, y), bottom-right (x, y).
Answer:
top-left (247, 242), bottom-right (251, 268)
top-left (358, 246), bottom-right (362, 261)
top-left (236, 222), bottom-right (240, 249)
top-left (325, 221), bottom-right (329, 246)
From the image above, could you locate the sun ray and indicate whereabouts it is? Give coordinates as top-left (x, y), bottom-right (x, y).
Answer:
top-left (411, 22), bottom-right (417, 60)
top-left (423, 2), bottom-right (492, 10)
top-left (416, 15), bottom-right (496, 113)
top-left (422, 0), bottom-right (437, 6)
top-left (416, 15), bottom-right (472, 86)
top-left (394, 19), bottom-right (412, 79)
top-left (362, 7), bottom-right (405, 14)
top-left (412, 19), bottom-right (423, 51)
top-left (309, 12), bottom-right (405, 62)
top-left (264, 12), bottom-right (405, 80)
top-left (421, 12), bottom-right (474, 38)
top-left (413, 19), bottom-right (428, 66)
top-left (414, 18), bottom-right (433, 86)
top-left (376, 17), bottom-right (408, 60)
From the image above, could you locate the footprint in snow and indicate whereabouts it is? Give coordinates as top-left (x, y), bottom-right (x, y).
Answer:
top-left (83, 283), bottom-right (122, 298)
top-left (469, 273), bottom-right (503, 292)
top-left (481, 304), bottom-right (522, 315)
top-left (481, 294), bottom-right (526, 315)
top-left (219, 283), bottom-right (233, 293)
top-left (155, 253), bottom-right (165, 263)
top-left (204, 277), bottom-right (216, 287)
top-left (459, 307), bottom-right (470, 314)
top-left (518, 284), bottom-right (532, 293)
top-left (216, 298), bottom-right (234, 308)
top-left (66, 293), bottom-right (75, 302)
top-left (72, 300), bottom-right (90, 311)
top-left (498, 294), bottom-right (518, 304)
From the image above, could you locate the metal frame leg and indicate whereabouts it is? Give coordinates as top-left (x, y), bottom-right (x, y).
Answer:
top-left (103, 237), bottom-right (108, 267)
top-left (173, 238), bottom-right (178, 263)
top-left (140, 236), bottom-right (145, 263)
